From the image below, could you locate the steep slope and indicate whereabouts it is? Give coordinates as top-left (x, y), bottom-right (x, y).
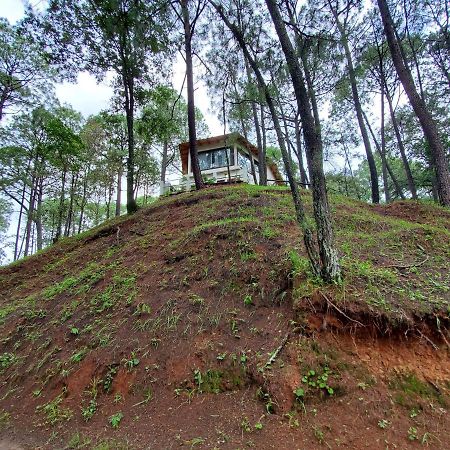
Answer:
top-left (0, 185), bottom-right (449, 449)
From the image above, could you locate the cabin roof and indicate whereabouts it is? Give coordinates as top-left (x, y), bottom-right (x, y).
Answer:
top-left (178, 132), bottom-right (284, 183)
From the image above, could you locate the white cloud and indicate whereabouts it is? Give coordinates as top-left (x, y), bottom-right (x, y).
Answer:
top-left (0, 0), bottom-right (25, 24)
top-left (55, 72), bottom-right (113, 118)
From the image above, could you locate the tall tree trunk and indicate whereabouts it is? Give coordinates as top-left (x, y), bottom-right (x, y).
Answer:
top-left (116, 165), bottom-right (122, 217)
top-left (65, 172), bottom-right (77, 236)
top-left (244, 60), bottom-right (266, 185)
top-left (181, 0), bottom-right (203, 190)
top-left (55, 169), bottom-right (66, 242)
top-left (377, 0), bottom-right (450, 206)
top-left (384, 88), bottom-right (418, 199)
top-left (329, 2), bottom-right (380, 203)
top-left (35, 176), bottom-right (43, 251)
top-left (14, 178), bottom-right (28, 261)
top-left (294, 115), bottom-right (309, 187)
top-left (380, 92), bottom-right (391, 203)
top-left (24, 175), bottom-right (38, 256)
top-left (161, 140), bottom-right (168, 186)
top-left (265, 0), bottom-right (341, 282)
top-left (123, 74), bottom-right (138, 214)
top-left (212, 1), bottom-right (322, 277)
top-left (363, 110), bottom-right (405, 200)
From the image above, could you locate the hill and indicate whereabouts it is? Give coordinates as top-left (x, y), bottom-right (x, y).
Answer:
top-left (0, 184), bottom-right (449, 449)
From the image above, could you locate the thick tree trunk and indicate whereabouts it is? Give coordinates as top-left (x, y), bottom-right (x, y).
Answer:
top-left (35, 176), bottom-right (43, 251)
top-left (124, 75), bottom-right (138, 214)
top-left (212, 1), bottom-right (322, 277)
top-left (265, 0), bottom-right (341, 282)
top-left (377, 0), bottom-right (450, 206)
top-left (181, 0), bottom-right (203, 190)
top-left (330, 3), bottom-right (380, 203)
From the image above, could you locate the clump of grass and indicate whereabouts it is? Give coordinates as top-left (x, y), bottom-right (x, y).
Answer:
top-left (37, 392), bottom-right (73, 425)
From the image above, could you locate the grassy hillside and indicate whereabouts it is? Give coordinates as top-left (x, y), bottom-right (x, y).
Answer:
top-left (0, 184), bottom-right (449, 449)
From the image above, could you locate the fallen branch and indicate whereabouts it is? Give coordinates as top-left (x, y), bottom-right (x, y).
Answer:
top-left (263, 332), bottom-right (290, 370)
top-left (320, 291), bottom-right (366, 327)
top-left (416, 329), bottom-right (438, 350)
top-left (382, 255), bottom-right (429, 270)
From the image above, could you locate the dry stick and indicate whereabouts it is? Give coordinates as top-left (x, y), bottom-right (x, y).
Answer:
top-left (264, 333), bottom-right (290, 369)
top-left (382, 255), bottom-right (429, 270)
top-left (416, 330), bottom-right (439, 350)
top-left (319, 291), bottom-right (366, 328)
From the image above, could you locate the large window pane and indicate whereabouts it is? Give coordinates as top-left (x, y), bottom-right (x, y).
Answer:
top-left (197, 147), bottom-right (234, 171)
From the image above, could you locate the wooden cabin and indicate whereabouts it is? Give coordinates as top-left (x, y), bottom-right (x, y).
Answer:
top-left (164, 133), bottom-right (283, 193)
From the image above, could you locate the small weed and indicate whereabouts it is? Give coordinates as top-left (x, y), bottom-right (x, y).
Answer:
top-left (123, 352), bottom-right (140, 371)
top-left (109, 412), bottom-right (123, 428)
top-left (241, 416), bottom-right (251, 432)
top-left (37, 392), bottom-right (73, 425)
top-left (378, 419), bottom-right (390, 429)
top-left (0, 409), bottom-right (10, 428)
top-left (81, 399), bottom-right (97, 422)
top-left (70, 347), bottom-right (88, 364)
top-left (243, 294), bottom-right (253, 307)
top-left (408, 426), bottom-right (418, 441)
top-left (313, 427), bottom-right (325, 444)
top-left (0, 353), bottom-right (16, 372)
top-left (103, 365), bottom-right (118, 393)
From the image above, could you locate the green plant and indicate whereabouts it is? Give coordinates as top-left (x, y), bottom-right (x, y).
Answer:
top-left (109, 412), bottom-right (123, 428)
top-left (0, 353), bottom-right (16, 372)
top-left (243, 294), bottom-right (253, 307)
top-left (241, 416), bottom-right (251, 432)
top-left (81, 399), bottom-right (97, 422)
top-left (70, 347), bottom-right (88, 363)
top-left (70, 327), bottom-right (79, 335)
top-left (300, 367), bottom-right (334, 396)
top-left (37, 393), bottom-right (73, 425)
top-left (378, 419), bottom-right (390, 429)
top-left (254, 422), bottom-right (263, 430)
top-left (408, 426), bottom-right (418, 441)
top-left (103, 365), bottom-right (118, 392)
top-left (124, 352), bottom-right (139, 370)
top-left (313, 427), bottom-right (325, 444)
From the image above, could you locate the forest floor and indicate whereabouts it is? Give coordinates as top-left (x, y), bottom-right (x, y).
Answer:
top-left (0, 184), bottom-right (449, 449)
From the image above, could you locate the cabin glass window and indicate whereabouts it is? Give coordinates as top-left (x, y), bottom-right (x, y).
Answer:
top-left (198, 147), bottom-right (234, 171)
top-left (238, 150), bottom-right (258, 179)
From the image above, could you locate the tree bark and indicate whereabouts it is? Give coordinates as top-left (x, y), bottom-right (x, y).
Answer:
top-left (181, 0), bottom-right (203, 190)
top-left (294, 115), bottom-right (309, 186)
top-left (244, 60), bottom-right (266, 185)
top-left (380, 92), bottom-right (391, 203)
top-left (377, 0), bottom-right (450, 206)
top-left (116, 165), bottom-right (122, 217)
top-left (265, 0), bottom-right (341, 282)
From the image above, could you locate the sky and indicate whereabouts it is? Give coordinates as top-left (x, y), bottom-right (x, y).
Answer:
top-left (0, 0), bottom-right (223, 133)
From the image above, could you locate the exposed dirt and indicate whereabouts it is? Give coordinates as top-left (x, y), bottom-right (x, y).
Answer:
top-left (0, 185), bottom-right (449, 449)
